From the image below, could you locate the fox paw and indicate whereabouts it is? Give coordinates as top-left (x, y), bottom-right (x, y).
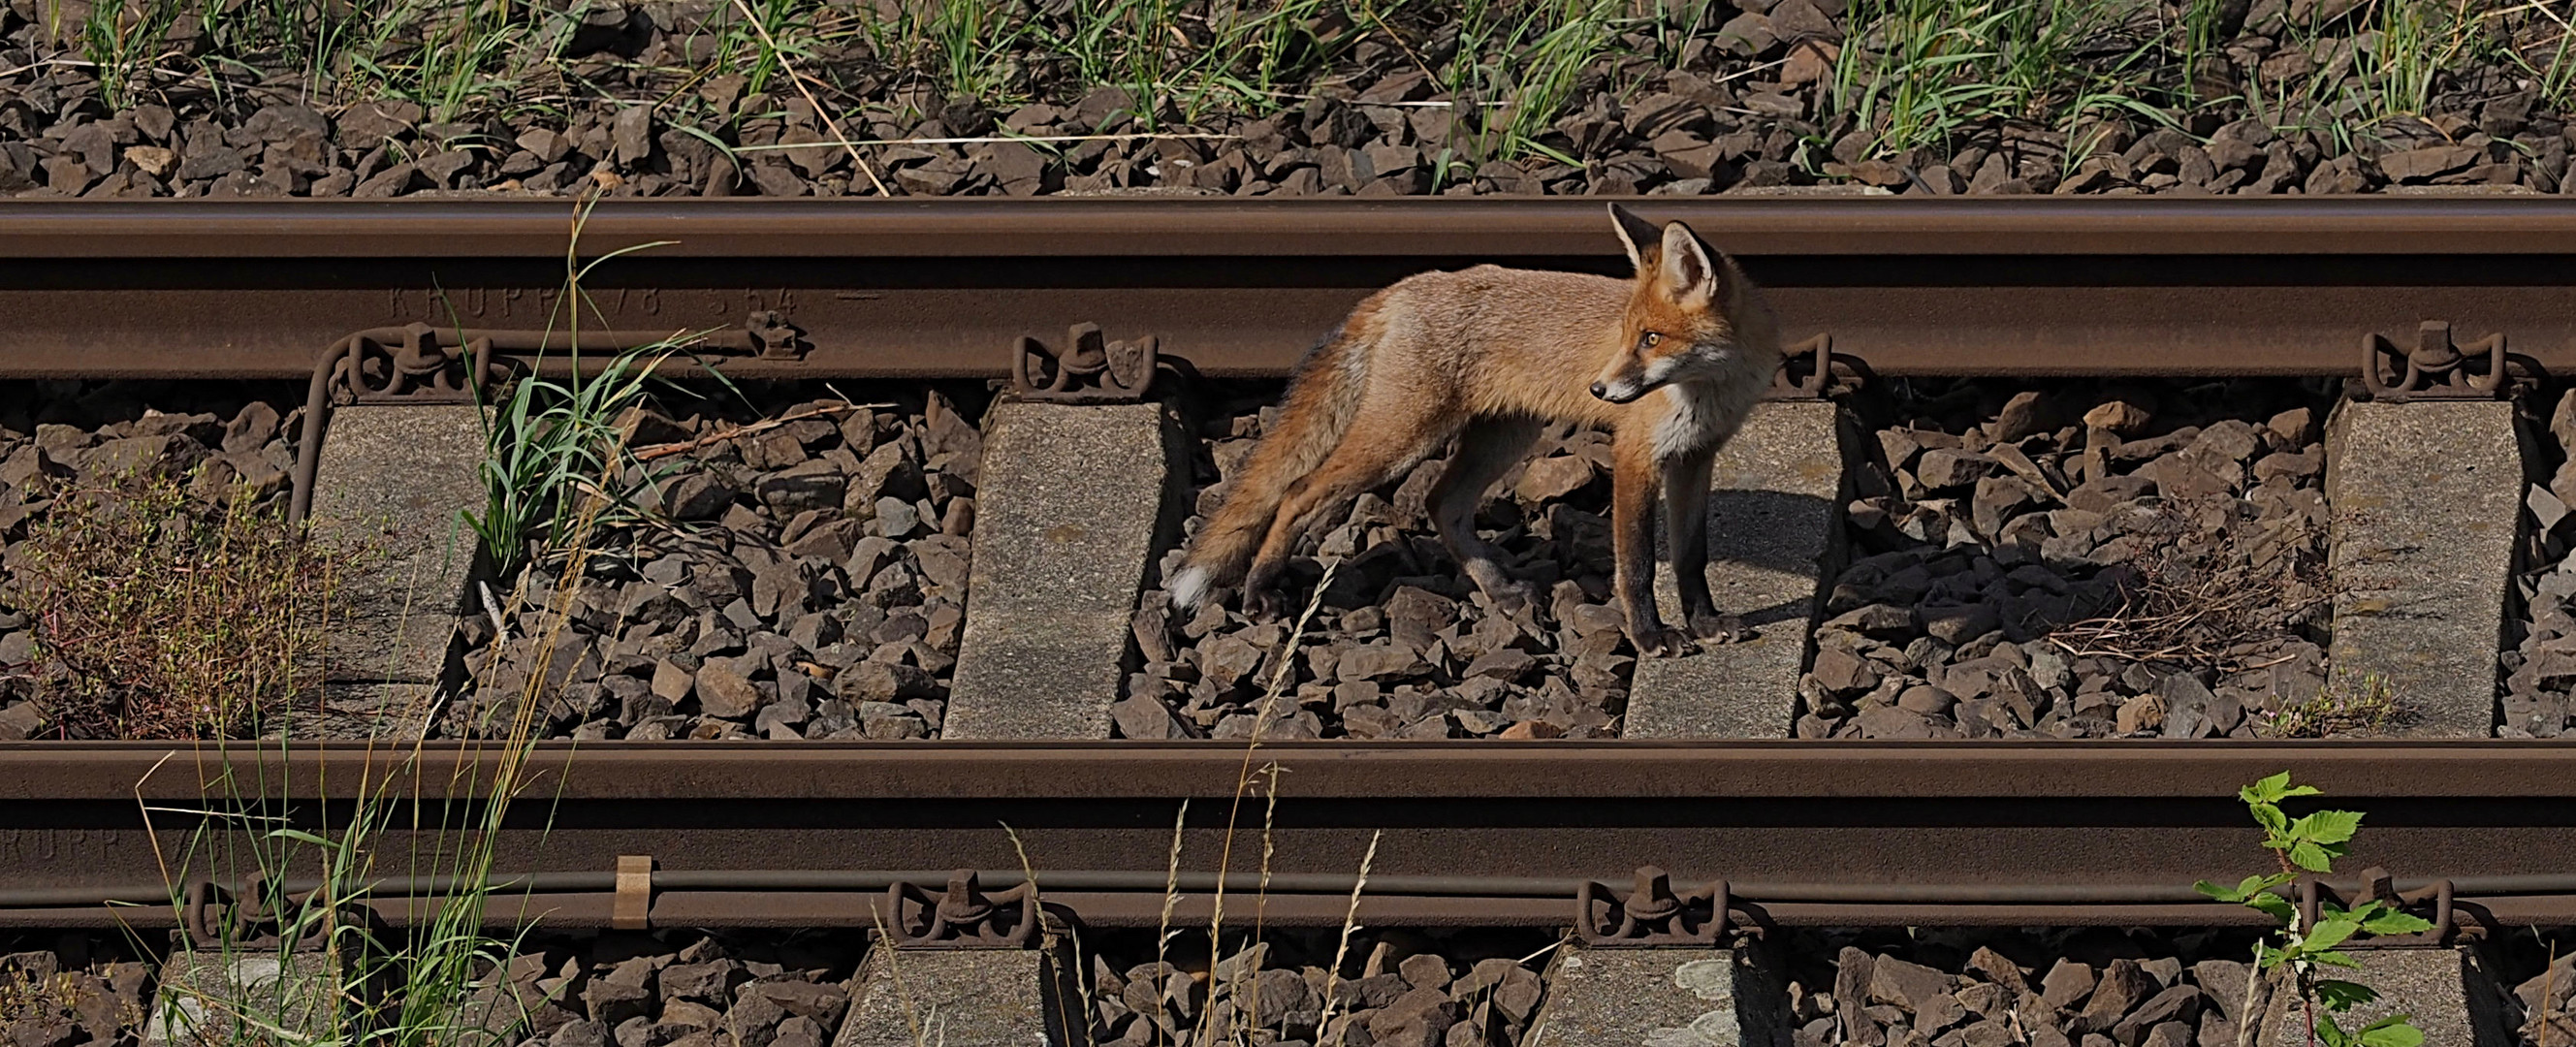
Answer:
top-left (1630, 626), bottom-right (1699, 658)
top-left (1241, 587), bottom-right (1285, 620)
top-left (1688, 610), bottom-right (1754, 644)
top-left (1481, 581), bottom-right (1538, 617)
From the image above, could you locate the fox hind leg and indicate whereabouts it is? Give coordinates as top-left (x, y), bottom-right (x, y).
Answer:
top-left (1428, 417), bottom-right (1542, 616)
top-left (1240, 417), bottom-right (1440, 619)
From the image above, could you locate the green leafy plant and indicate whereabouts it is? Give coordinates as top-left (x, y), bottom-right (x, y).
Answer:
top-left (2196, 773), bottom-right (2433, 1047)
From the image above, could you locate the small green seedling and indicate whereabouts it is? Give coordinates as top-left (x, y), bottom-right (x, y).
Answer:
top-left (2197, 772), bottom-right (2433, 1047)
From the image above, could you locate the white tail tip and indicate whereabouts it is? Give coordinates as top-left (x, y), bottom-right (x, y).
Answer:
top-left (1166, 566), bottom-right (1211, 612)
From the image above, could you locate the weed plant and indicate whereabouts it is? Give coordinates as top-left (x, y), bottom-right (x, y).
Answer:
top-left (2255, 673), bottom-right (2414, 739)
top-left (147, 467), bottom-right (609, 1047)
top-left (30, 0), bottom-right (2576, 169)
top-left (464, 200), bottom-right (707, 579)
top-left (469, 343), bottom-right (675, 578)
top-left (2198, 773), bottom-right (2431, 1047)
top-left (1827, 0), bottom-right (2569, 167)
top-left (10, 466), bottom-right (348, 740)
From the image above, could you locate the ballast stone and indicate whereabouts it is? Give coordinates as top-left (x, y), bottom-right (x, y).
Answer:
top-left (943, 400), bottom-right (1185, 739)
top-left (1532, 943), bottom-right (1792, 1046)
top-left (2326, 399), bottom-right (2519, 737)
top-left (1627, 400), bottom-right (1850, 738)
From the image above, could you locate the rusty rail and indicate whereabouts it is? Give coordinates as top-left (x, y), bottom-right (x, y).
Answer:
top-left (4, 741), bottom-right (2575, 929)
top-left (3, 198), bottom-right (2576, 381)
top-left (17, 867), bottom-right (2576, 931)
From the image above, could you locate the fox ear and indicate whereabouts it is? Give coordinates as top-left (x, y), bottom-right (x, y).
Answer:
top-left (1607, 203), bottom-right (1662, 270)
top-left (1657, 221), bottom-right (1721, 301)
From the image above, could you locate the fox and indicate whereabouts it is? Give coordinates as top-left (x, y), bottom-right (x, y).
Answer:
top-left (1164, 202), bottom-right (1783, 656)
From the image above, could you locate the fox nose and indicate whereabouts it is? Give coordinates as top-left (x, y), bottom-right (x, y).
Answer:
top-left (1589, 382), bottom-right (1608, 399)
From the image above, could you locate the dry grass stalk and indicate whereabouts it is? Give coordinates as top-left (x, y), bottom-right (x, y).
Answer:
top-left (2544, 938), bottom-right (2559, 1047)
top-left (1149, 798), bottom-right (1190, 1044)
top-left (1313, 830), bottom-right (1383, 1047)
top-left (2046, 494), bottom-right (2332, 680)
top-left (722, 0), bottom-right (891, 196)
top-left (1193, 564), bottom-right (1337, 1041)
top-left (630, 401), bottom-right (885, 462)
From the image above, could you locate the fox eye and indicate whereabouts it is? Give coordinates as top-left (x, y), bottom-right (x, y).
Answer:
top-left (1641, 333), bottom-right (1662, 347)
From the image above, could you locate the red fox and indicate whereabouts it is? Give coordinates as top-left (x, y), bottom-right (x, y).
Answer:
top-left (1165, 203), bottom-right (1782, 656)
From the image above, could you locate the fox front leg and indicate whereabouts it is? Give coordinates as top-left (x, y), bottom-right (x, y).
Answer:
top-left (1662, 452), bottom-right (1752, 644)
top-left (1611, 438), bottom-right (1693, 657)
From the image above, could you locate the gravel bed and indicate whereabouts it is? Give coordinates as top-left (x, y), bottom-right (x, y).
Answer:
top-left (450, 385), bottom-right (982, 742)
top-left (1780, 928), bottom-right (2262, 1047)
top-left (1085, 927), bottom-right (1553, 1047)
top-left (1120, 387), bottom-right (1640, 741)
top-left (0, 935), bottom-right (153, 1047)
top-left (0, 380), bottom-right (303, 742)
top-left (1804, 380), bottom-right (2336, 740)
top-left (1, 927), bottom-right (856, 1047)
top-left (5, 2), bottom-right (2570, 201)
top-left (472, 931), bottom-right (857, 1047)
top-left (2501, 389), bottom-right (2576, 737)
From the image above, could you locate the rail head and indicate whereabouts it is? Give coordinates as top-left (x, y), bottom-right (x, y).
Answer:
top-left (5, 740), bottom-right (2575, 801)
top-left (3, 197), bottom-right (2575, 258)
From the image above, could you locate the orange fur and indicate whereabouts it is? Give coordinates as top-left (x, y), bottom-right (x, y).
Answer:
top-left (1168, 204), bottom-right (1782, 655)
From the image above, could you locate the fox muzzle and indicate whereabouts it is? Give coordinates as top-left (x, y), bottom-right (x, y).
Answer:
top-left (1591, 380), bottom-right (1646, 404)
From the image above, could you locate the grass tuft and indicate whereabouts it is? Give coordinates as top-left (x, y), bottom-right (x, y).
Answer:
top-left (2255, 672), bottom-right (2414, 738)
top-left (468, 344), bottom-right (674, 578)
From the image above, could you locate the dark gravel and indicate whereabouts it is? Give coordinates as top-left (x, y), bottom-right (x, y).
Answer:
top-left (1805, 380), bottom-right (2336, 740)
top-left (1121, 386), bottom-right (1640, 742)
top-left (4, 1), bottom-right (2569, 201)
top-left (448, 384), bottom-right (982, 742)
top-left (469, 931), bottom-right (857, 1047)
top-left (2501, 389), bottom-right (2576, 738)
top-left (1780, 928), bottom-right (2264, 1047)
top-left (1085, 927), bottom-right (1553, 1047)
top-left (0, 380), bottom-right (303, 742)
top-left (4, 927), bottom-right (855, 1047)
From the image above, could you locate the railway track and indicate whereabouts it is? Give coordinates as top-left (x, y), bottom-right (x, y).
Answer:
top-left (2, 196), bottom-right (2573, 1046)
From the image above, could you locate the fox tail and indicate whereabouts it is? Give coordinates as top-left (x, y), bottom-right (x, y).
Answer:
top-left (1167, 325), bottom-right (1369, 611)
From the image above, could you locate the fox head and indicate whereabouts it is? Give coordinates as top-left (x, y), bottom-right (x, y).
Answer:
top-left (1591, 203), bottom-right (1752, 405)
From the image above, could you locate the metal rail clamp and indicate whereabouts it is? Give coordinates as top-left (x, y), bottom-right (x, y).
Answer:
top-left (1575, 865), bottom-right (1731, 947)
top-left (882, 870), bottom-right (1040, 948)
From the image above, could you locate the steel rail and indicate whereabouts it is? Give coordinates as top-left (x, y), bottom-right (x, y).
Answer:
top-left (6, 741), bottom-right (2576, 924)
top-left (8, 198), bottom-right (2576, 257)
top-left (31, 893), bottom-right (2576, 932)
top-left (13, 870), bottom-right (2576, 930)
top-left (4, 198), bottom-right (2576, 381)
top-left (16, 868), bottom-right (2576, 910)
